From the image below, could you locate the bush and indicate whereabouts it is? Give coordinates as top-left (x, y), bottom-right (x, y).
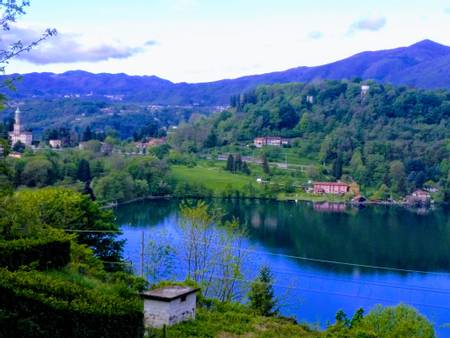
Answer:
top-left (0, 268), bottom-right (144, 338)
top-left (0, 229), bottom-right (71, 271)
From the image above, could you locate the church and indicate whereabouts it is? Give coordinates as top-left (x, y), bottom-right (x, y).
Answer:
top-left (9, 107), bottom-right (32, 146)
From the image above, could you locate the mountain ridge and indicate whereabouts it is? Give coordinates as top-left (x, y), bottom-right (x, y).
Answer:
top-left (3, 39), bottom-right (450, 105)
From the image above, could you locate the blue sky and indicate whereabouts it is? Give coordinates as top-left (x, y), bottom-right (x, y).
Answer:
top-left (3, 0), bottom-right (450, 82)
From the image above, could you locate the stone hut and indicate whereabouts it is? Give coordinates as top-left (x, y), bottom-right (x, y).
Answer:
top-left (140, 286), bottom-right (199, 328)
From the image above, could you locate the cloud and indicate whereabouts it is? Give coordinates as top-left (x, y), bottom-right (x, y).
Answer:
top-left (308, 31), bottom-right (323, 40)
top-left (0, 26), bottom-right (155, 64)
top-left (349, 16), bottom-right (386, 33)
top-left (445, 8), bottom-right (450, 14)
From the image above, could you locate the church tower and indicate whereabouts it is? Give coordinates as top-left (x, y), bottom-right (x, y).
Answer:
top-left (9, 106), bottom-right (33, 147)
top-left (13, 107), bottom-right (22, 134)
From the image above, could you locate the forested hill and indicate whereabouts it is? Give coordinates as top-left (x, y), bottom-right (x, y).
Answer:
top-left (173, 80), bottom-right (450, 195)
top-left (3, 39), bottom-right (450, 105)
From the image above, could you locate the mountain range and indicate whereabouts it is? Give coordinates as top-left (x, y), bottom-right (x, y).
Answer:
top-left (3, 39), bottom-right (450, 106)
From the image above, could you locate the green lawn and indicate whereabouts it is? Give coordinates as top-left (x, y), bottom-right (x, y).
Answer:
top-left (171, 164), bottom-right (256, 193)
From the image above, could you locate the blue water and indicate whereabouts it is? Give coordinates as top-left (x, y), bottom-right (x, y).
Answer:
top-left (115, 199), bottom-right (450, 337)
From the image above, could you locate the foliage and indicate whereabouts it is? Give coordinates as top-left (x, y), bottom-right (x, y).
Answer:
top-left (0, 268), bottom-right (144, 338)
top-left (178, 201), bottom-right (247, 301)
top-left (248, 266), bottom-right (278, 316)
top-left (0, 228), bottom-right (71, 270)
top-left (172, 80), bottom-right (450, 198)
top-left (148, 300), bottom-right (316, 338)
top-left (0, 187), bottom-right (125, 269)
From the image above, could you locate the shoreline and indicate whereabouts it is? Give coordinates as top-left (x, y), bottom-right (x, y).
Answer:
top-left (101, 194), bottom-right (442, 210)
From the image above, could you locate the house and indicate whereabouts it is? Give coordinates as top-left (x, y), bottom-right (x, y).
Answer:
top-left (0, 144), bottom-right (3, 157)
top-left (49, 139), bottom-right (62, 148)
top-left (147, 137), bottom-right (166, 147)
top-left (139, 286), bottom-right (199, 328)
top-left (253, 137), bottom-right (289, 148)
top-left (254, 137), bottom-right (266, 148)
top-left (406, 189), bottom-right (431, 205)
top-left (313, 182), bottom-right (350, 194)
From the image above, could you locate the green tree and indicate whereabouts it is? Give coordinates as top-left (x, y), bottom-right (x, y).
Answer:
top-left (248, 266), bottom-right (278, 316)
top-left (76, 159), bottom-right (91, 182)
top-left (226, 154), bottom-right (234, 172)
top-left (22, 157), bottom-right (54, 187)
top-left (332, 154), bottom-right (343, 180)
top-left (3, 188), bottom-right (124, 268)
top-left (389, 160), bottom-right (407, 196)
top-left (356, 304), bottom-right (435, 338)
top-left (262, 154), bottom-right (270, 175)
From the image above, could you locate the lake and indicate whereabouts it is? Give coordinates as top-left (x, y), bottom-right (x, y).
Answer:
top-left (115, 199), bottom-right (450, 337)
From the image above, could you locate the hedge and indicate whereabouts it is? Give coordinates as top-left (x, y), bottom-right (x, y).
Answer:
top-left (0, 268), bottom-right (144, 338)
top-left (0, 230), bottom-right (71, 270)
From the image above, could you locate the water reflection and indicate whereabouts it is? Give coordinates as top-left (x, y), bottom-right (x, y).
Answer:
top-left (115, 199), bottom-right (450, 274)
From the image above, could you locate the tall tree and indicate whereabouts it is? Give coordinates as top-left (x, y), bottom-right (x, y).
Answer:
top-left (249, 266), bottom-right (278, 316)
top-left (226, 154), bottom-right (234, 172)
top-left (262, 154), bottom-right (270, 175)
top-left (76, 159), bottom-right (91, 182)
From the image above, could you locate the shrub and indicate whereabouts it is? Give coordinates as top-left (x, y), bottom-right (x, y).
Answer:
top-left (0, 268), bottom-right (144, 338)
top-left (0, 229), bottom-right (71, 270)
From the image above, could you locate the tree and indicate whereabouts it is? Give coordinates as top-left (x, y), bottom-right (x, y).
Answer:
top-left (332, 154), bottom-right (343, 179)
top-left (226, 154), bottom-right (234, 172)
top-left (389, 160), bottom-right (407, 196)
top-left (235, 154), bottom-right (243, 172)
top-left (12, 140), bottom-right (25, 152)
top-left (76, 159), bottom-right (91, 182)
top-left (249, 266), bottom-right (278, 316)
top-left (179, 201), bottom-right (246, 300)
top-left (355, 304), bottom-right (435, 338)
top-left (22, 157), bottom-right (54, 187)
top-left (0, 1), bottom-right (56, 74)
top-left (262, 154), bottom-right (270, 175)
top-left (204, 129), bottom-right (218, 148)
top-left (2, 188), bottom-right (124, 269)
top-left (82, 126), bottom-right (93, 142)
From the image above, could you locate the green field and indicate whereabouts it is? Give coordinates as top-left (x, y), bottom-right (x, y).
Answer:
top-left (171, 164), bottom-right (256, 193)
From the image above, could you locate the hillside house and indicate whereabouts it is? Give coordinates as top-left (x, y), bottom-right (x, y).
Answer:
top-left (49, 139), bottom-right (62, 148)
top-left (313, 182), bottom-right (350, 194)
top-left (406, 189), bottom-right (431, 205)
top-left (254, 137), bottom-right (289, 148)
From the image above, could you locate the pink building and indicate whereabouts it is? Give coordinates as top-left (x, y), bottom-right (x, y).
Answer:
top-left (313, 182), bottom-right (350, 194)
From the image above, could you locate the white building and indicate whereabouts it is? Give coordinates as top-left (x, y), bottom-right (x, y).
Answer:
top-left (361, 85), bottom-right (370, 96)
top-left (9, 107), bottom-right (32, 146)
top-left (140, 286), bottom-right (199, 328)
top-left (49, 139), bottom-right (62, 148)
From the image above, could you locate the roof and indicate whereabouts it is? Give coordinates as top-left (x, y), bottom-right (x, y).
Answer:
top-left (412, 189), bottom-right (430, 195)
top-left (313, 182), bottom-right (349, 186)
top-left (139, 286), bottom-right (199, 302)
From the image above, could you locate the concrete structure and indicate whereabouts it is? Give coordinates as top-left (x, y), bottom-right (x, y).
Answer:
top-left (313, 182), bottom-right (350, 194)
top-left (254, 137), bottom-right (289, 148)
top-left (49, 139), bottom-right (62, 148)
top-left (9, 107), bottom-right (32, 146)
top-left (0, 144), bottom-right (3, 157)
top-left (306, 95), bottom-right (314, 104)
top-left (140, 286), bottom-right (199, 328)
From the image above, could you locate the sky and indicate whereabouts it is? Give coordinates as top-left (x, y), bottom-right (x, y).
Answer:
top-left (2, 0), bottom-right (450, 83)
